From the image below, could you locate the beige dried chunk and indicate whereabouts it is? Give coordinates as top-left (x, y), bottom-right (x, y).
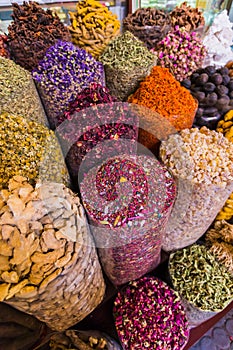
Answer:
top-left (0, 283), bottom-right (10, 301)
top-left (0, 211), bottom-right (14, 225)
top-left (7, 196), bottom-right (25, 217)
top-left (15, 285), bottom-right (38, 299)
top-left (6, 279), bottom-right (29, 299)
top-left (31, 247), bottom-right (65, 264)
top-left (18, 184), bottom-right (34, 200)
top-left (41, 229), bottom-right (65, 250)
top-left (9, 227), bottom-right (21, 248)
top-left (0, 255), bottom-right (10, 271)
top-left (55, 252), bottom-right (72, 268)
top-left (1, 271), bottom-right (19, 283)
top-left (0, 241), bottom-right (12, 256)
top-left (1, 225), bottom-right (14, 240)
top-left (0, 189), bottom-right (10, 201)
top-left (16, 257), bottom-right (32, 277)
top-left (0, 198), bottom-right (4, 210)
top-left (16, 218), bottom-right (28, 234)
top-left (29, 220), bottom-right (43, 232)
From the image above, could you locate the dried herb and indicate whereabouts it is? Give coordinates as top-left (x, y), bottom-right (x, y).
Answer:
top-left (128, 66), bottom-right (197, 151)
top-left (169, 244), bottom-right (233, 313)
top-left (0, 112), bottom-right (69, 189)
top-left (170, 2), bottom-right (205, 32)
top-left (0, 33), bottom-right (9, 58)
top-left (8, 1), bottom-right (71, 71)
top-left (123, 8), bottom-right (171, 50)
top-left (0, 57), bottom-right (48, 126)
top-left (99, 31), bottom-right (156, 101)
top-left (155, 26), bottom-right (206, 82)
top-left (80, 155), bottom-right (176, 285)
top-left (57, 86), bottom-right (141, 186)
top-left (113, 277), bottom-right (189, 350)
top-left (68, 0), bottom-right (120, 58)
top-left (32, 40), bottom-right (104, 129)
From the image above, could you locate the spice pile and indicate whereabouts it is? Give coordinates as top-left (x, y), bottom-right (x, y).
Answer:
top-left (206, 221), bottom-right (233, 275)
top-left (8, 1), bottom-right (71, 71)
top-left (0, 33), bottom-right (9, 58)
top-left (0, 176), bottom-right (105, 331)
top-left (80, 155), bottom-right (176, 285)
top-left (123, 7), bottom-right (171, 50)
top-left (182, 65), bottom-right (232, 129)
top-left (113, 277), bottom-right (189, 350)
top-left (0, 113), bottom-right (69, 189)
top-left (32, 40), bottom-right (104, 129)
top-left (160, 127), bottom-right (233, 251)
top-left (156, 26), bottom-right (206, 82)
top-left (99, 31), bottom-right (155, 101)
top-left (0, 57), bottom-right (47, 126)
top-left (68, 0), bottom-right (120, 58)
top-left (169, 244), bottom-right (233, 326)
top-left (170, 2), bottom-right (205, 32)
top-left (128, 66), bottom-right (197, 150)
top-left (58, 101), bottom-right (138, 184)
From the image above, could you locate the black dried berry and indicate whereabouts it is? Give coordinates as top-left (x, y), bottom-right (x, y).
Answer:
top-left (210, 73), bottom-right (223, 85)
top-left (203, 82), bottom-right (215, 93)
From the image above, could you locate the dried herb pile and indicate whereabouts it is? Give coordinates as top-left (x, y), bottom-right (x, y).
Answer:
top-left (80, 155), bottom-right (176, 285)
top-left (68, 0), bottom-right (120, 58)
top-left (32, 40), bottom-right (104, 129)
top-left (0, 112), bottom-right (69, 189)
top-left (128, 66), bottom-right (197, 149)
top-left (0, 33), bottom-right (9, 58)
top-left (0, 176), bottom-right (105, 331)
top-left (99, 31), bottom-right (155, 101)
top-left (206, 220), bottom-right (233, 275)
top-left (0, 57), bottom-right (47, 125)
top-left (58, 90), bottom-right (140, 184)
top-left (181, 65), bottom-right (233, 130)
top-left (160, 127), bottom-right (233, 251)
top-left (155, 26), bottom-right (206, 82)
top-left (123, 7), bottom-right (171, 50)
top-left (113, 277), bottom-right (189, 350)
top-left (170, 2), bottom-right (205, 32)
top-left (169, 244), bottom-right (233, 312)
top-left (8, 1), bottom-right (71, 71)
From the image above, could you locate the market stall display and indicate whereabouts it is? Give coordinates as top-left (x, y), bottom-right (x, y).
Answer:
top-left (7, 1), bottom-right (71, 71)
top-left (0, 176), bottom-right (105, 331)
top-left (68, 0), bottom-right (120, 58)
top-left (128, 66), bottom-right (197, 152)
top-left (113, 276), bottom-right (189, 350)
top-left (80, 154), bottom-right (176, 285)
top-left (0, 112), bottom-right (69, 189)
top-left (58, 101), bottom-right (138, 185)
top-left (169, 244), bottom-right (233, 327)
top-left (160, 127), bottom-right (233, 251)
top-left (123, 7), bottom-right (171, 50)
top-left (0, 57), bottom-right (48, 126)
top-left (32, 40), bottom-right (104, 130)
top-left (99, 31), bottom-right (155, 101)
top-left (182, 65), bottom-right (233, 129)
top-left (205, 220), bottom-right (233, 275)
top-left (155, 27), bottom-right (206, 82)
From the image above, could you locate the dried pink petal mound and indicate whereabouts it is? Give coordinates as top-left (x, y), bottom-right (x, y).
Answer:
top-left (113, 276), bottom-right (189, 350)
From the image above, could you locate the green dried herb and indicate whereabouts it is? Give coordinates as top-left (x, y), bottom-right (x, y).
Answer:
top-left (169, 244), bottom-right (233, 311)
top-left (0, 112), bottom-right (69, 189)
top-left (0, 57), bottom-right (48, 126)
top-left (99, 31), bottom-right (156, 101)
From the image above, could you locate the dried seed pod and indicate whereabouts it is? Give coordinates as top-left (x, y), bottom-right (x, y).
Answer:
top-left (0, 176), bottom-right (105, 331)
top-left (170, 2), bottom-right (205, 32)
